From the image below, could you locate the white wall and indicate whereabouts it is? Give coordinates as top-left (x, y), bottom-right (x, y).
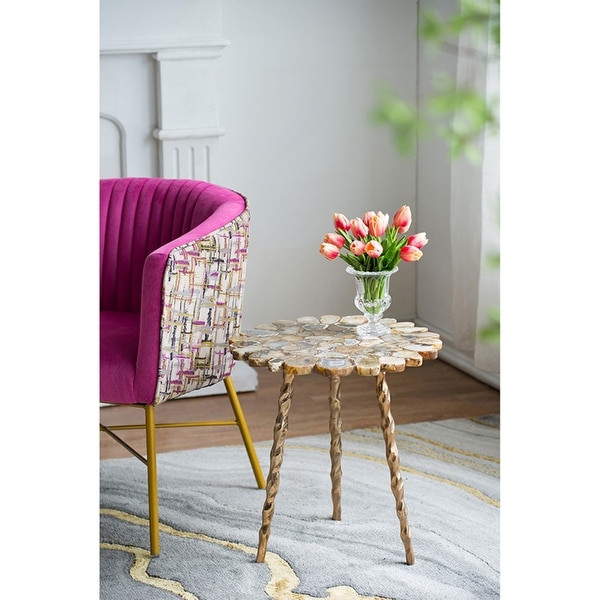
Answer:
top-left (216, 0), bottom-right (419, 326)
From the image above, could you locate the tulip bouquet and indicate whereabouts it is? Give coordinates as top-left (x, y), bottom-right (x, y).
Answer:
top-left (319, 206), bottom-right (428, 319)
top-left (319, 205), bottom-right (428, 271)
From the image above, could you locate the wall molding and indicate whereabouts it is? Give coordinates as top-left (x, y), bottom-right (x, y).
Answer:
top-left (152, 127), bottom-right (225, 141)
top-left (154, 139), bottom-right (219, 181)
top-left (100, 38), bottom-right (229, 56)
top-left (100, 112), bottom-right (128, 177)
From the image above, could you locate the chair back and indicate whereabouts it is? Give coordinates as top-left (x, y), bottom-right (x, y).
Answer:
top-left (100, 178), bottom-right (246, 313)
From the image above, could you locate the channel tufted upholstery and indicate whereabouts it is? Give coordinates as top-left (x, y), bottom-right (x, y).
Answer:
top-left (100, 177), bottom-right (265, 556)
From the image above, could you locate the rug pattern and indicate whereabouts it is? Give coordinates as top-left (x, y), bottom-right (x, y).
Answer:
top-left (100, 416), bottom-right (500, 599)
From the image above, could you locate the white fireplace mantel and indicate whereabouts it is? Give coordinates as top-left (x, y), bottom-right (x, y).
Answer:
top-left (100, 38), bottom-right (229, 56)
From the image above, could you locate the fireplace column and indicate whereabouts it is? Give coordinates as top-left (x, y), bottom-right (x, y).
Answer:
top-left (152, 42), bottom-right (228, 181)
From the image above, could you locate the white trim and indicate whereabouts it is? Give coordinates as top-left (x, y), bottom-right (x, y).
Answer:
top-left (152, 127), bottom-right (226, 141)
top-left (100, 113), bottom-right (127, 177)
top-left (438, 345), bottom-right (500, 390)
top-left (415, 316), bottom-right (500, 390)
top-left (100, 38), bottom-right (230, 56)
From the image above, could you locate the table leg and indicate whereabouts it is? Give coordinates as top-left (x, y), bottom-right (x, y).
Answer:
top-left (328, 375), bottom-right (343, 520)
top-left (256, 370), bottom-right (294, 563)
top-left (376, 371), bottom-right (415, 565)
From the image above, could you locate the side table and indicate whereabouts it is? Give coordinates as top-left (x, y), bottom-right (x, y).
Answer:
top-left (229, 314), bottom-right (442, 565)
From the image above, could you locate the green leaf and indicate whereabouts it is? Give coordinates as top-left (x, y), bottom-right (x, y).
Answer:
top-left (420, 10), bottom-right (445, 46)
top-left (487, 253), bottom-right (500, 269)
top-left (479, 304), bottom-right (500, 344)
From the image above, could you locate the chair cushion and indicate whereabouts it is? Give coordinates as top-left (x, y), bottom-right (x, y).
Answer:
top-left (100, 311), bottom-right (141, 405)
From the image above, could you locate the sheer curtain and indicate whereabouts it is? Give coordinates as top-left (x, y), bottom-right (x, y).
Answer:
top-left (450, 21), bottom-right (500, 376)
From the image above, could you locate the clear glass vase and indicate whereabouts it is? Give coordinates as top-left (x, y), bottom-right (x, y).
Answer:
top-left (346, 266), bottom-right (398, 338)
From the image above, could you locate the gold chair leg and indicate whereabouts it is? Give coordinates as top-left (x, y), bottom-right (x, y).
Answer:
top-left (145, 404), bottom-right (160, 556)
top-left (224, 376), bottom-right (266, 489)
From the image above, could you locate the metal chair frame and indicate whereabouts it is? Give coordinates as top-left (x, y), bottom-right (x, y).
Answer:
top-left (101, 375), bottom-right (265, 556)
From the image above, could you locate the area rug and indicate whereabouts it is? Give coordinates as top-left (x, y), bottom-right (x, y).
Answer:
top-left (100, 416), bottom-right (499, 599)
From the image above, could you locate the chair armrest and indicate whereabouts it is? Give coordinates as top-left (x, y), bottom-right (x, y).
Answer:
top-left (137, 208), bottom-right (250, 405)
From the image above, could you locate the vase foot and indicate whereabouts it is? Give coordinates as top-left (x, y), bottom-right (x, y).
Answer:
top-left (356, 321), bottom-right (391, 338)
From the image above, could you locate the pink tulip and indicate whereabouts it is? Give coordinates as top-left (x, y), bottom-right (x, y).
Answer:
top-left (323, 233), bottom-right (346, 248)
top-left (350, 218), bottom-right (369, 238)
top-left (320, 242), bottom-right (340, 260)
top-left (393, 205), bottom-right (412, 233)
top-left (400, 245), bottom-right (423, 262)
top-left (363, 211), bottom-right (376, 226)
top-left (407, 232), bottom-right (428, 249)
top-left (333, 213), bottom-right (351, 231)
top-left (349, 240), bottom-right (366, 255)
top-left (365, 240), bottom-right (383, 258)
top-left (368, 212), bottom-right (389, 237)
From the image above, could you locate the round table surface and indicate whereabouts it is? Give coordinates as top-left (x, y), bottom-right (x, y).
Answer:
top-left (229, 315), bottom-right (443, 377)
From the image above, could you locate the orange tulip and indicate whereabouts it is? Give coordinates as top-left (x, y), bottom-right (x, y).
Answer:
top-left (365, 240), bottom-right (383, 258)
top-left (368, 212), bottom-right (389, 237)
top-left (400, 245), bottom-right (423, 262)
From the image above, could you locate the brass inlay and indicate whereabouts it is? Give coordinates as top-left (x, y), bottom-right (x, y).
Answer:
top-left (101, 508), bottom-right (391, 600)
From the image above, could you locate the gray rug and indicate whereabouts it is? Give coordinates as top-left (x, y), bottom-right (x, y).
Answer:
top-left (100, 416), bottom-right (500, 599)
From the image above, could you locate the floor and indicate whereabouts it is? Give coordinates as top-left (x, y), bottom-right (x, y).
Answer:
top-left (100, 359), bottom-right (500, 460)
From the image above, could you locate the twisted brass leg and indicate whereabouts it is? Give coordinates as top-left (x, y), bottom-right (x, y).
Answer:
top-left (328, 375), bottom-right (343, 520)
top-left (256, 371), bottom-right (294, 562)
top-left (376, 372), bottom-right (415, 565)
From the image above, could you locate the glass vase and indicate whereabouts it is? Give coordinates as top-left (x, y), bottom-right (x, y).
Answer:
top-left (346, 266), bottom-right (398, 338)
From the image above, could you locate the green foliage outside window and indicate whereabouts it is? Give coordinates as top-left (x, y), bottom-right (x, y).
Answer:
top-left (372, 0), bottom-right (500, 344)
top-left (373, 0), bottom-right (499, 163)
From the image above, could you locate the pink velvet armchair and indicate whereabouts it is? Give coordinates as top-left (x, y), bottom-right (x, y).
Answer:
top-left (100, 177), bottom-right (265, 556)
